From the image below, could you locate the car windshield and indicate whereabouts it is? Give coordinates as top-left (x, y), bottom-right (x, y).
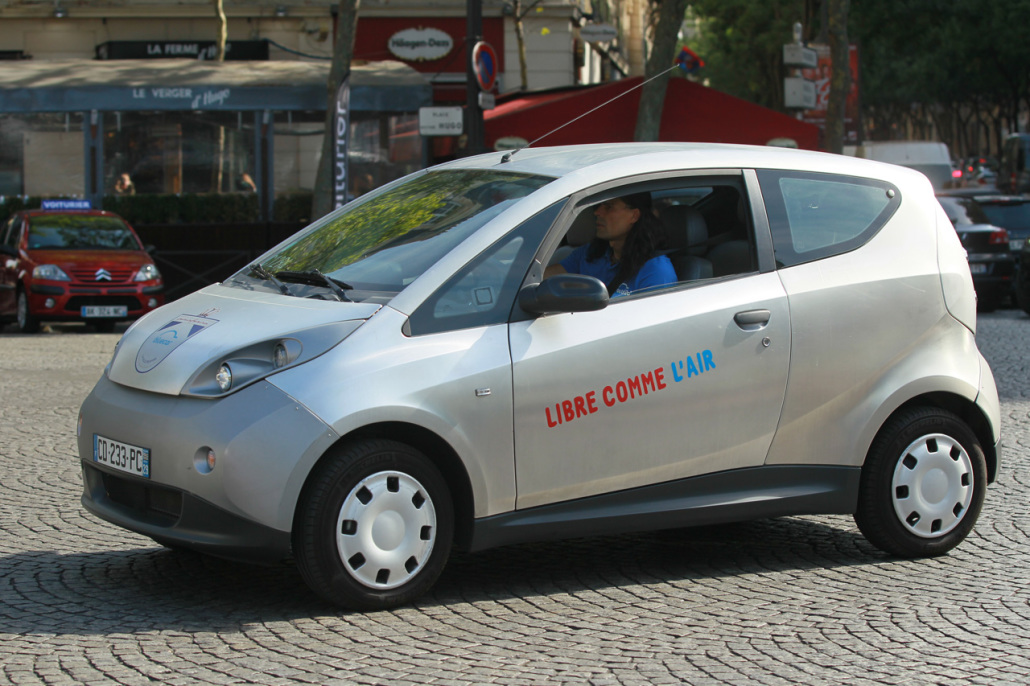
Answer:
top-left (978, 202), bottom-right (1030, 231)
top-left (229, 169), bottom-right (553, 302)
top-left (27, 214), bottom-right (140, 250)
top-left (938, 197), bottom-right (991, 226)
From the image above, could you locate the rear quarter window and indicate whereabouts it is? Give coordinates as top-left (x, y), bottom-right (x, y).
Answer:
top-left (757, 170), bottom-right (901, 268)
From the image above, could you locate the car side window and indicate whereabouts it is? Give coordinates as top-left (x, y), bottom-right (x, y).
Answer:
top-left (545, 178), bottom-right (755, 298)
top-left (1, 217), bottom-right (18, 250)
top-left (757, 170), bottom-right (900, 268)
top-left (407, 201), bottom-right (562, 336)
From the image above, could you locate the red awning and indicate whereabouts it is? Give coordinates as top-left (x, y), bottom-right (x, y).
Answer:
top-left (484, 77), bottom-right (820, 151)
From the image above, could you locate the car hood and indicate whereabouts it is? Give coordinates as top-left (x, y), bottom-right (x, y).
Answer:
top-left (106, 284), bottom-right (380, 396)
top-left (27, 249), bottom-right (149, 269)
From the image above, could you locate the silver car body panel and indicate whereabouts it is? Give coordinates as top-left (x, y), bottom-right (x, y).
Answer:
top-left (79, 374), bottom-right (338, 532)
top-left (510, 272), bottom-right (790, 509)
top-left (76, 143), bottom-right (1001, 558)
top-left (108, 285), bottom-right (380, 396)
top-left (268, 306), bottom-right (518, 518)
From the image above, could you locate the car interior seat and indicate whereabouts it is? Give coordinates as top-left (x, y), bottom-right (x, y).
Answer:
top-left (658, 204), bottom-right (713, 281)
top-left (548, 209), bottom-right (597, 265)
top-left (706, 196), bottom-right (754, 277)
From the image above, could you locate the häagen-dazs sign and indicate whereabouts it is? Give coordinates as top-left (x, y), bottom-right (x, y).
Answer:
top-left (388, 27), bottom-right (453, 62)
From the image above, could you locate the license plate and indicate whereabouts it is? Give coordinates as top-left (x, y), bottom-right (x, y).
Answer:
top-left (94, 434), bottom-right (150, 478)
top-left (1011, 239), bottom-right (1025, 251)
top-left (82, 305), bottom-right (128, 318)
top-left (969, 263), bottom-right (988, 274)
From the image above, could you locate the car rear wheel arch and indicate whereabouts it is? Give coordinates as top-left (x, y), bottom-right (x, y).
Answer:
top-left (890, 393), bottom-right (997, 483)
top-left (856, 403), bottom-right (987, 557)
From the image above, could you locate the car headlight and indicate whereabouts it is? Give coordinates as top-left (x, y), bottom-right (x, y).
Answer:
top-left (181, 320), bottom-right (364, 398)
top-left (133, 263), bottom-right (161, 282)
top-left (215, 364), bottom-right (233, 392)
top-left (32, 264), bottom-right (71, 281)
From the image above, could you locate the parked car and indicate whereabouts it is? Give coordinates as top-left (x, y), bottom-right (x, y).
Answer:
top-left (974, 194), bottom-right (1030, 253)
top-left (956, 156), bottom-right (999, 188)
top-left (977, 194), bottom-right (1030, 313)
top-left (852, 141), bottom-right (955, 190)
top-left (78, 144), bottom-right (1000, 610)
top-left (997, 133), bottom-right (1030, 195)
top-left (0, 201), bottom-right (164, 332)
top-left (936, 195), bottom-right (1015, 311)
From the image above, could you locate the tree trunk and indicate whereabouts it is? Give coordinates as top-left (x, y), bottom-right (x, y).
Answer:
top-left (312, 0), bottom-right (361, 220)
top-left (513, 0), bottom-right (528, 91)
top-left (633, 0), bottom-right (689, 142)
top-left (825, 0), bottom-right (849, 154)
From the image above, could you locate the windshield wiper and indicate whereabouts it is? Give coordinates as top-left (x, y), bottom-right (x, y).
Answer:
top-left (249, 262), bottom-right (292, 296)
top-left (275, 269), bottom-right (354, 302)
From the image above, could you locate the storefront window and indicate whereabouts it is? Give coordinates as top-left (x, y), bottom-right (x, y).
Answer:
top-left (0, 113), bottom-right (85, 198)
top-left (273, 111), bottom-right (423, 201)
top-left (103, 111), bottom-right (256, 196)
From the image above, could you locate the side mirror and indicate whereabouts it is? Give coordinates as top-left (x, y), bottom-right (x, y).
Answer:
top-left (518, 274), bottom-right (609, 315)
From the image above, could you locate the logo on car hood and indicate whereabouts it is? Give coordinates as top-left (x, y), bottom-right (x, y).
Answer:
top-left (135, 313), bottom-right (219, 373)
top-left (95, 268), bottom-right (112, 281)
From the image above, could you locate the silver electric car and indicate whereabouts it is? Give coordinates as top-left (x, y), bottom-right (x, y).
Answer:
top-left (78, 143), bottom-right (1001, 610)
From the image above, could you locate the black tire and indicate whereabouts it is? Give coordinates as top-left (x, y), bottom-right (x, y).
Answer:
top-left (293, 439), bottom-right (453, 610)
top-left (855, 406), bottom-right (987, 558)
top-left (16, 289), bottom-right (39, 333)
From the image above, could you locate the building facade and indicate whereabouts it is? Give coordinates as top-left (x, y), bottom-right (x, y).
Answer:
top-left (0, 0), bottom-right (649, 213)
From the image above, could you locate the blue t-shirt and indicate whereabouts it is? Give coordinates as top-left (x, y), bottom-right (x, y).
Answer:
top-left (561, 244), bottom-right (677, 296)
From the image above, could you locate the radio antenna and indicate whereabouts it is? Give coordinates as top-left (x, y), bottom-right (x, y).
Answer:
top-left (499, 63), bottom-right (683, 164)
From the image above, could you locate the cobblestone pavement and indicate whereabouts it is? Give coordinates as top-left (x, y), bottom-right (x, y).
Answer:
top-left (1, 313), bottom-right (1029, 686)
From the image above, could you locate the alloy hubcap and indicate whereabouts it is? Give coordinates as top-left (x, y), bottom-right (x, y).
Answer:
top-left (891, 433), bottom-right (974, 538)
top-left (335, 471), bottom-right (436, 589)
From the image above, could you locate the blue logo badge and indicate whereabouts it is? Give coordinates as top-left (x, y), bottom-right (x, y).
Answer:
top-left (135, 314), bottom-right (218, 373)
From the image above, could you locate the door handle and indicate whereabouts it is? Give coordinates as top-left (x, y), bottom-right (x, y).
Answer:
top-left (734, 309), bottom-right (771, 330)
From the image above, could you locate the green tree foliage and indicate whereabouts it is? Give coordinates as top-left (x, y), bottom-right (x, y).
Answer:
top-left (689, 0), bottom-right (800, 110)
top-left (690, 0), bottom-right (1030, 154)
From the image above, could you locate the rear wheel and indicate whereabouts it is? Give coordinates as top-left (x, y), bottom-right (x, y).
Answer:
top-left (16, 290), bottom-right (39, 333)
top-left (294, 439), bottom-right (453, 610)
top-left (855, 407), bottom-right (987, 557)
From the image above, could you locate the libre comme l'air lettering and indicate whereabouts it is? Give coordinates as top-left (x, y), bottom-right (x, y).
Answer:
top-left (545, 349), bottom-right (716, 428)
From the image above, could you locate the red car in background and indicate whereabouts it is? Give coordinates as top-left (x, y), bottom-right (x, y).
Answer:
top-left (0, 201), bottom-right (163, 333)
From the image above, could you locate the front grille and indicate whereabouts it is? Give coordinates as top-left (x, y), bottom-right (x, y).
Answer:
top-left (70, 267), bottom-right (134, 284)
top-left (89, 464), bottom-right (183, 524)
top-left (64, 295), bottom-right (143, 312)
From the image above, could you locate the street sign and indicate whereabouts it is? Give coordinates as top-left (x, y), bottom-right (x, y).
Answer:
top-left (419, 106), bottom-right (464, 136)
top-left (471, 41), bottom-right (498, 92)
top-left (478, 92), bottom-right (495, 110)
top-left (784, 77), bottom-right (816, 109)
top-left (783, 44), bottom-right (818, 69)
top-left (580, 23), bottom-right (618, 43)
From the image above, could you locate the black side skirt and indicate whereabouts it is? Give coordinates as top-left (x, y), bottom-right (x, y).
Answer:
top-left (466, 465), bottom-right (861, 552)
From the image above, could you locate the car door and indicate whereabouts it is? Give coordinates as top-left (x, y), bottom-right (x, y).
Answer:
top-left (509, 174), bottom-right (791, 510)
top-left (0, 216), bottom-right (20, 315)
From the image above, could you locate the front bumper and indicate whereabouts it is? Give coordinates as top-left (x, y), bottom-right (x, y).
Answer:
top-left (78, 374), bottom-right (339, 563)
top-left (28, 280), bottom-right (164, 321)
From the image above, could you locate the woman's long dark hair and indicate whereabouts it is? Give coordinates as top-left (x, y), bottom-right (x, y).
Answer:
top-left (586, 192), bottom-right (665, 295)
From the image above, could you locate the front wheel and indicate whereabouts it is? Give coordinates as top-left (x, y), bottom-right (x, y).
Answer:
top-left (294, 439), bottom-right (453, 610)
top-left (16, 290), bottom-right (39, 333)
top-left (855, 407), bottom-right (987, 558)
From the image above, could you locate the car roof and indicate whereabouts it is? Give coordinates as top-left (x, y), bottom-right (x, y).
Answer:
top-left (19, 209), bottom-right (125, 219)
top-left (435, 142), bottom-right (922, 185)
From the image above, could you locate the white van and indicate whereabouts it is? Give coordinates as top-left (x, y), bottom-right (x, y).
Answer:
top-left (851, 141), bottom-right (955, 190)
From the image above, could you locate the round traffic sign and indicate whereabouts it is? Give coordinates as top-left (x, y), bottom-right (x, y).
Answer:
top-left (471, 41), bottom-right (498, 92)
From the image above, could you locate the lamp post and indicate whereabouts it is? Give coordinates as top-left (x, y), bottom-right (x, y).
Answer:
top-left (465, 0), bottom-right (485, 155)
